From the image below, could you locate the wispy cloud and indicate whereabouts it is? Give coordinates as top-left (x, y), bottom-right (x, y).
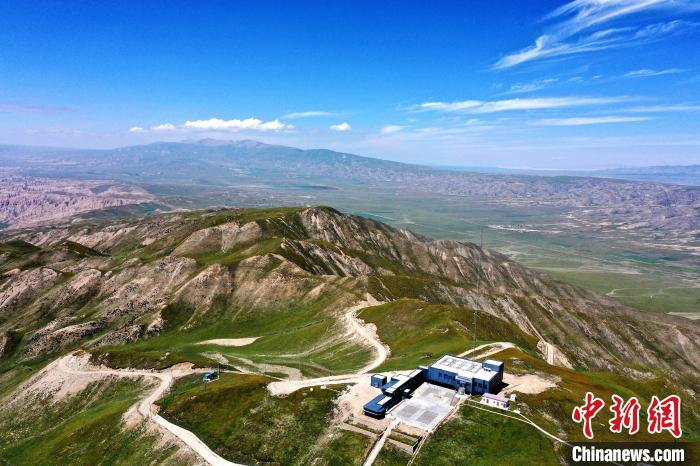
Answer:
top-left (330, 122), bottom-right (352, 131)
top-left (0, 103), bottom-right (66, 114)
top-left (624, 103), bottom-right (700, 112)
top-left (502, 78), bottom-right (559, 95)
top-left (282, 110), bottom-right (339, 119)
top-left (416, 96), bottom-right (630, 113)
top-left (624, 67), bottom-right (685, 77)
top-left (380, 125), bottom-right (406, 134)
top-left (495, 0), bottom-right (700, 69)
top-left (131, 118), bottom-right (293, 133)
top-left (532, 115), bottom-right (655, 126)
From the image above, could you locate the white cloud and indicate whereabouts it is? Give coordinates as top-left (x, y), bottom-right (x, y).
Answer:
top-left (625, 103), bottom-right (700, 112)
top-left (130, 118), bottom-right (293, 134)
top-left (495, 1), bottom-right (700, 69)
top-left (420, 101), bottom-right (482, 112)
top-left (532, 116), bottom-right (655, 126)
top-left (152, 123), bottom-right (176, 131)
top-left (330, 122), bottom-right (352, 132)
top-left (416, 96), bottom-right (629, 113)
top-left (183, 118), bottom-right (291, 131)
top-left (380, 125), bottom-right (406, 134)
top-left (282, 110), bottom-right (338, 119)
top-left (625, 68), bottom-right (684, 77)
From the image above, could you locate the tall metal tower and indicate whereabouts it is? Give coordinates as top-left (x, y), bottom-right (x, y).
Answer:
top-left (473, 228), bottom-right (483, 351)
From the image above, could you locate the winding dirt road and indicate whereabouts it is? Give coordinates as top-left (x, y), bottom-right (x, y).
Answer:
top-left (268, 297), bottom-right (389, 396)
top-left (55, 355), bottom-right (242, 466)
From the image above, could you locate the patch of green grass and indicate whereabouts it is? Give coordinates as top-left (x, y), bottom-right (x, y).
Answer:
top-left (414, 404), bottom-right (560, 466)
top-left (0, 378), bottom-right (185, 465)
top-left (91, 280), bottom-right (372, 375)
top-left (312, 429), bottom-right (374, 465)
top-left (194, 237), bottom-right (282, 268)
top-left (374, 444), bottom-right (411, 466)
top-left (160, 301), bottom-right (196, 330)
top-left (0, 240), bottom-right (40, 256)
top-left (540, 269), bottom-right (700, 314)
top-left (493, 347), bottom-right (700, 444)
top-left (368, 275), bottom-right (452, 302)
top-left (359, 299), bottom-right (538, 370)
top-left (156, 373), bottom-right (343, 465)
top-left (60, 240), bottom-right (104, 257)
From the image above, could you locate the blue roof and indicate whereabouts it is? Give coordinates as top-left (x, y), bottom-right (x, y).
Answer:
top-left (363, 393), bottom-right (388, 414)
top-left (380, 379), bottom-right (399, 392)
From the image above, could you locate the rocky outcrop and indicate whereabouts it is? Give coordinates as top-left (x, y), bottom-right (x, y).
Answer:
top-left (0, 267), bottom-right (60, 313)
top-left (175, 264), bottom-right (233, 325)
top-left (94, 324), bottom-right (142, 347)
top-left (97, 256), bottom-right (198, 324)
top-left (0, 176), bottom-right (154, 229)
top-left (173, 221), bottom-right (262, 256)
top-left (24, 319), bottom-right (104, 358)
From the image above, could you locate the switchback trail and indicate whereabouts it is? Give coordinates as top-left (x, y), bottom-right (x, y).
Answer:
top-left (268, 297), bottom-right (389, 396)
top-left (55, 354), bottom-right (242, 466)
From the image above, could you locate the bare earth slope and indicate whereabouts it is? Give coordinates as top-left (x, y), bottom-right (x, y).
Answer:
top-left (0, 174), bottom-right (156, 229)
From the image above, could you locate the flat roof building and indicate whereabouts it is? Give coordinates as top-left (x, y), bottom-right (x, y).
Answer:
top-left (481, 393), bottom-right (510, 409)
top-left (363, 354), bottom-right (505, 418)
top-left (363, 369), bottom-right (425, 418)
top-left (426, 355), bottom-right (503, 394)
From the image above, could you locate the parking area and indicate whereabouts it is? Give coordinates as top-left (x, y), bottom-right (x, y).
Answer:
top-left (390, 383), bottom-right (457, 431)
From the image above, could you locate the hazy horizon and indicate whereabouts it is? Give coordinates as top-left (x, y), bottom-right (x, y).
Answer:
top-left (4, 137), bottom-right (700, 172)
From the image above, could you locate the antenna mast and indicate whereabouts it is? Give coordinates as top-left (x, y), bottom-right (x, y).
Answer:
top-left (474, 228), bottom-right (483, 351)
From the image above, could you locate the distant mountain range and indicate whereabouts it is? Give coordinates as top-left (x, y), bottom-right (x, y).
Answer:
top-left (3, 138), bottom-right (699, 186)
top-left (1, 139), bottom-right (699, 263)
top-left (438, 163), bottom-right (700, 186)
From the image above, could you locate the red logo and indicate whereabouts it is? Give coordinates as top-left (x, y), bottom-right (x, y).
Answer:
top-left (572, 393), bottom-right (682, 439)
top-left (609, 395), bottom-right (640, 435)
top-left (647, 395), bottom-right (682, 438)
top-left (572, 391), bottom-right (605, 439)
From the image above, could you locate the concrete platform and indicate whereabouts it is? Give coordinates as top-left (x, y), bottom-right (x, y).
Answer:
top-left (390, 383), bottom-right (457, 432)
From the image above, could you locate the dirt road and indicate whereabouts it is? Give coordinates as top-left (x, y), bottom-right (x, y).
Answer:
top-left (55, 354), bottom-right (242, 466)
top-left (269, 297), bottom-right (389, 396)
top-left (342, 296), bottom-right (389, 374)
top-left (457, 342), bottom-right (515, 359)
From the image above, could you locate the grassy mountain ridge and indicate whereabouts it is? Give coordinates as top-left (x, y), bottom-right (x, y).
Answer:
top-left (0, 206), bottom-right (697, 387)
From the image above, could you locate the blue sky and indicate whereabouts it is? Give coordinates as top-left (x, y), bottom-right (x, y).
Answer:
top-left (1, 0), bottom-right (700, 168)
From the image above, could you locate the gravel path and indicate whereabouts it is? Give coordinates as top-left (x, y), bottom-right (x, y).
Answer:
top-left (55, 354), bottom-right (242, 466)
